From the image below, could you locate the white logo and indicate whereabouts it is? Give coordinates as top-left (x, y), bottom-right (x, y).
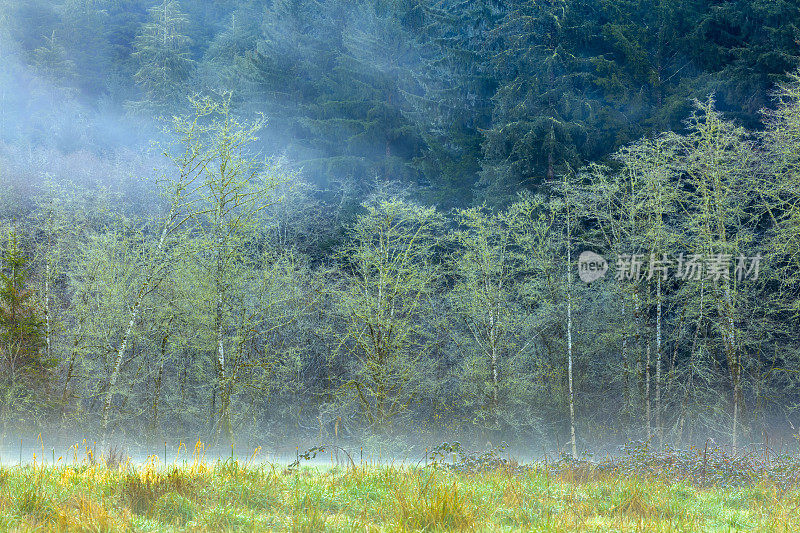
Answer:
top-left (578, 251), bottom-right (608, 283)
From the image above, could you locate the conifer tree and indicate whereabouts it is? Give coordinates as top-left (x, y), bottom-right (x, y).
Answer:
top-left (129, 0), bottom-right (194, 113)
top-left (56, 0), bottom-right (112, 96)
top-left (198, 3), bottom-right (261, 94)
top-left (31, 30), bottom-right (78, 85)
top-left (478, 0), bottom-right (590, 205)
top-left (0, 230), bottom-right (47, 383)
top-left (407, 0), bottom-right (506, 205)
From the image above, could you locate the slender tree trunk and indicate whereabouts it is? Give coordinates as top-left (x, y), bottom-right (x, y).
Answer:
top-left (102, 202), bottom-right (176, 441)
top-left (102, 298), bottom-right (141, 441)
top-left (61, 325), bottom-right (82, 418)
top-left (724, 283), bottom-right (740, 454)
top-left (679, 281), bottom-right (704, 446)
top-left (44, 260), bottom-right (51, 362)
top-left (656, 276), bottom-right (662, 448)
top-left (214, 229), bottom-right (232, 446)
top-left (645, 340), bottom-right (651, 441)
top-left (215, 283), bottom-right (229, 443)
top-left (209, 383), bottom-right (216, 438)
top-left (489, 315), bottom-right (499, 429)
top-left (150, 333), bottom-right (167, 438)
top-left (634, 289), bottom-right (644, 438)
top-left (566, 207), bottom-right (576, 459)
top-left (622, 299), bottom-right (628, 397)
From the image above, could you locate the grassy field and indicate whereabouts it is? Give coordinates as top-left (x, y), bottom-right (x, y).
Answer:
top-left (0, 442), bottom-right (798, 532)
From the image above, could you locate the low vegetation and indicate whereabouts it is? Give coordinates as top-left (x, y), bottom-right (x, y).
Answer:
top-left (0, 441), bottom-right (798, 532)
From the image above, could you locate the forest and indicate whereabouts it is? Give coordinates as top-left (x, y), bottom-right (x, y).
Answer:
top-left (0, 0), bottom-right (799, 461)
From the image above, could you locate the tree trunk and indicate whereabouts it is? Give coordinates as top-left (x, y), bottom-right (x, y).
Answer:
top-left (489, 314), bottom-right (499, 429)
top-left (214, 284), bottom-right (232, 445)
top-left (724, 283), bottom-right (740, 454)
top-left (101, 198), bottom-right (180, 441)
top-left (645, 340), bottom-right (651, 441)
top-left (102, 300), bottom-right (141, 442)
top-left (44, 261), bottom-right (51, 362)
top-left (150, 333), bottom-right (167, 438)
top-left (634, 289), bottom-right (644, 437)
top-left (655, 276), bottom-right (662, 448)
top-left (622, 298), bottom-right (629, 429)
top-left (679, 281), bottom-right (704, 447)
top-left (61, 326), bottom-right (83, 419)
top-left (566, 222), bottom-right (576, 459)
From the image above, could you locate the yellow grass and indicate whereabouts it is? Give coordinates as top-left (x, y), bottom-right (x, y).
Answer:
top-left (0, 442), bottom-right (797, 531)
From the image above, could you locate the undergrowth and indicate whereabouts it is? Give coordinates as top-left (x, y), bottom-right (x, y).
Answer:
top-left (0, 440), bottom-right (797, 531)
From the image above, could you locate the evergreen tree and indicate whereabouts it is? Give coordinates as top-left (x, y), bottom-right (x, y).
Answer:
top-left (407, 0), bottom-right (506, 206)
top-left (0, 230), bottom-right (47, 382)
top-left (241, 0), bottom-right (423, 188)
top-left (198, 1), bottom-right (262, 94)
top-left (688, 0), bottom-right (800, 127)
top-left (129, 0), bottom-right (195, 114)
top-left (325, 2), bottom-right (423, 184)
top-left (56, 0), bottom-right (112, 96)
top-left (31, 30), bottom-right (78, 85)
top-left (478, 0), bottom-right (592, 205)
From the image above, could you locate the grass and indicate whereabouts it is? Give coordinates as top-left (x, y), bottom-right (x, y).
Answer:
top-left (0, 442), bottom-right (798, 531)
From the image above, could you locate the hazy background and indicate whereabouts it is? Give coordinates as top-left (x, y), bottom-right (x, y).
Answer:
top-left (1, 0), bottom-right (799, 461)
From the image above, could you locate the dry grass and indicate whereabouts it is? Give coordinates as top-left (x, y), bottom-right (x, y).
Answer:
top-left (0, 441), bottom-right (798, 531)
top-left (393, 470), bottom-right (479, 531)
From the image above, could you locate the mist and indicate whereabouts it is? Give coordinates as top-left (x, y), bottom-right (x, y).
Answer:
top-left (0, 0), bottom-right (798, 471)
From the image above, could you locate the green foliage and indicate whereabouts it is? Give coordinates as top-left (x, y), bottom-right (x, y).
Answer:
top-left (0, 230), bottom-right (47, 380)
top-left (687, 0), bottom-right (800, 126)
top-left (3, 0), bottom-right (800, 451)
top-left (448, 200), bottom-right (554, 434)
top-left (238, 0), bottom-right (423, 187)
top-left (31, 30), bottom-right (77, 85)
top-left (329, 195), bottom-right (442, 431)
top-left (478, 0), bottom-right (590, 204)
top-left (407, 0), bottom-right (504, 206)
top-left (761, 72), bottom-right (800, 322)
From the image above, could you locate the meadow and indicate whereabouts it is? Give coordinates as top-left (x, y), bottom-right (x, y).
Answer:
top-left (0, 440), bottom-right (798, 532)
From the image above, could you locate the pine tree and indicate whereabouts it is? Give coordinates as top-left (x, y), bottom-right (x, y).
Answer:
top-left (56, 0), bottom-right (112, 96)
top-left (241, 0), bottom-right (423, 188)
top-left (198, 2), bottom-right (261, 94)
top-left (406, 0), bottom-right (507, 206)
top-left (129, 0), bottom-right (194, 114)
top-left (687, 0), bottom-right (800, 127)
top-left (330, 2), bottom-right (423, 184)
top-left (31, 30), bottom-right (78, 85)
top-left (478, 0), bottom-right (591, 205)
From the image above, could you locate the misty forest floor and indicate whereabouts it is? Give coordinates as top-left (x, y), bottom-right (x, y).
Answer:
top-left (0, 445), bottom-right (799, 532)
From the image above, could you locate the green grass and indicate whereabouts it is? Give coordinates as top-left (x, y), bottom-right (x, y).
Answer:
top-left (0, 450), bottom-right (798, 531)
